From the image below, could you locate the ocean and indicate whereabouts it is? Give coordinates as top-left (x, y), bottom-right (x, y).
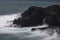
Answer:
top-left (0, 13), bottom-right (59, 40)
top-left (0, 0), bottom-right (60, 40)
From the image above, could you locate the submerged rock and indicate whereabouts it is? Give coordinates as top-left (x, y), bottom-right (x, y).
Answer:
top-left (31, 28), bottom-right (37, 31)
top-left (31, 27), bottom-right (48, 31)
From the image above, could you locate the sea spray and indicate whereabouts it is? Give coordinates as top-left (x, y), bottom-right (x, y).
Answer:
top-left (0, 13), bottom-right (60, 40)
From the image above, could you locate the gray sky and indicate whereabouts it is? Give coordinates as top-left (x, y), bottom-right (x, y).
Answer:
top-left (0, 0), bottom-right (60, 15)
top-left (0, 0), bottom-right (59, 1)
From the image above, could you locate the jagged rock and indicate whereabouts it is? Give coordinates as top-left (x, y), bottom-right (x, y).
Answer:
top-left (44, 15), bottom-right (58, 26)
top-left (13, 4), bottom-right (60, 27)
top-left (46, 5), bottom-right (60, 16)
top-left (45, 5), bottom-right (60, 26)
top-left (13, 6), bottom-right (49, 27)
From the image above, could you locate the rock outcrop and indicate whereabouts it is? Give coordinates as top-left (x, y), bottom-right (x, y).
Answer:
top-left (45, 5), bottom-right (60, 26)
top-left (13, 4), bottom-right (60, 27)
top-left (31, 27), bottom-right (48, 31)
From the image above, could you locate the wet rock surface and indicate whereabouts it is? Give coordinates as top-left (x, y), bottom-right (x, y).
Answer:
top-left (13, 5), bottom-right (60, 28)
top-left (31, 27), bottom-right (48, 31)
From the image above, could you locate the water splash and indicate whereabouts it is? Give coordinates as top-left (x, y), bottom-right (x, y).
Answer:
top-left (0, 13), bottom-right (60, 40)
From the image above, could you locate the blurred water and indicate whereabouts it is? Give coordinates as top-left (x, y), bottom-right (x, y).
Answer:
top-left (0, 0), bottom-right (60, 40)
top-left (0, 13), bottom-right (60, 40)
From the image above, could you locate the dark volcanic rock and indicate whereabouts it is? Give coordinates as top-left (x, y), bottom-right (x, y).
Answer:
top-left (13, 5), bottom-right (60, 27)
top-left (45, 5), bottom-right (60, 26)
top-left (46, 5), bottom-right (60, 17)
top-left (31, 27), bottom-right (48, 31)
top-left (13, 6), bottom-right (49, 27)
top-left (44, 15), bottom-right (58, 26)
top-left (37, 27), bottom-right (48, 30)
top-left (31, 28), bottom-right (37, 31)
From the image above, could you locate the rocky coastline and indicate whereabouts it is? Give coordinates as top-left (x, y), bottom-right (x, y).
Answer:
top-left (13, 5), bottom-right (60, 28)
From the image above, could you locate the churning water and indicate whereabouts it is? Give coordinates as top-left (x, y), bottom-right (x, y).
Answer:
top-left (0, 13), bottom-right (60, 40)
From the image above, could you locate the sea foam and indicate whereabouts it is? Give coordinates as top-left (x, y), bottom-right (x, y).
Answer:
top-left (0, 12), bottom-right (59, 40)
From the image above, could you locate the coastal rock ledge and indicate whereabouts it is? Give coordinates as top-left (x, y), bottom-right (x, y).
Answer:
top-left (13, 5), bottom-right (60, 28)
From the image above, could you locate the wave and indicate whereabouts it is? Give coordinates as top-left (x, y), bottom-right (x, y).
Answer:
top-left (0, 12), bottom-right (60, 40)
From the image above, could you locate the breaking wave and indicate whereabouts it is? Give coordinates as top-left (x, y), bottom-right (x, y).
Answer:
top-left (0, 12), bottom-right (60, 40)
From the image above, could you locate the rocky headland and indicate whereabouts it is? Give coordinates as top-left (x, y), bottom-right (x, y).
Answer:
top-left (13, 5), bottom-right (60, 28)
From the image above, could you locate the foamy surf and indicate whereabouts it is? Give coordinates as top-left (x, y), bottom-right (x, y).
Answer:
top-left (0, 12), bottom-right (59, 40)
top-left (0, 14), bottom-right (19, 27)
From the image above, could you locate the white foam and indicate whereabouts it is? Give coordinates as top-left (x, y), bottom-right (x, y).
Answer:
top-left (0, 14), bottom-right (19, 27)
top-left (0, 13), bottom-right (59, 40)
top-left (44, 31), bottom-right (58, 40)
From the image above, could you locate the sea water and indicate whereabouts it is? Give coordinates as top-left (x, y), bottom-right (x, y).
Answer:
top-left (0, 13), bottom-right (60, 40)
top-left (0, 0), bottom-right (60, 40)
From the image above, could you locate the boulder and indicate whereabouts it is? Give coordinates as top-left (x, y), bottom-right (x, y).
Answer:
top-left (44, 15), bottom-right (60, 26)
top-left (13, 6), bottom-right (49, 27)
top-left (45, 5), bottom-right (60, 26)
top-left (31, 28), bottom-right (37, 31)
top-left (44, 15), bottom-right (58, 26)
top-left (13, 5), bottom-right (60, 27)
top-left (31, 27), bottom-right (48, 31)
top-left (46, 5), bottom-right (60, 16)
